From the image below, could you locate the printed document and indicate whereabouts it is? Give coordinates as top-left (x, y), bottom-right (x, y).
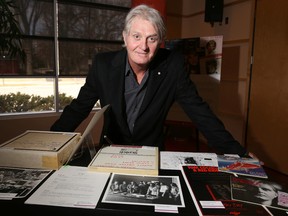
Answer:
top-left (25, 165), bottom-right (110, 209)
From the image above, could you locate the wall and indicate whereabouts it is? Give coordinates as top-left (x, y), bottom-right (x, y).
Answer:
top-left (166, 0), bottom-right (254, 146)
top-left (246, 0), bottom-right (288, 175)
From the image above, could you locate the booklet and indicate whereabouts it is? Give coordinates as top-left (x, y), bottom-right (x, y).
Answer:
top-left (217, 154), bottom-right (268, 178)
top-left (88, 145), bottom-right (159, 175)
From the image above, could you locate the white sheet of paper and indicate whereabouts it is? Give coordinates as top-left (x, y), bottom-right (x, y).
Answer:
top-left (200, 201), bottom-right (224, 209)
top-left (25, 165), bottom-right (110, 209)
top-left (160, 151), bottom-right (218, 170)
top-left (155, 205), bottom-right (179, 213)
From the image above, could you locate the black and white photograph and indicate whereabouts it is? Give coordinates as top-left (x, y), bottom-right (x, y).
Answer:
top-left (0, 167), bottom-right (52, 199)
top-left (102, 173), bottom-right (185, 207)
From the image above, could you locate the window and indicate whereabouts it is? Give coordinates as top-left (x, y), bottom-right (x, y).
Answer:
top-left (0, 0), bottom-right (131, 115)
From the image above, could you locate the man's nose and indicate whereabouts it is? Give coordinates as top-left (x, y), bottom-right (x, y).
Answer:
top-left (139, 38), bottom-right (148, 50)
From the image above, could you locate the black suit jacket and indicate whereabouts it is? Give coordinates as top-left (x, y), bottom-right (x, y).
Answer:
top-left (51, 48), bottom-right (246, 155)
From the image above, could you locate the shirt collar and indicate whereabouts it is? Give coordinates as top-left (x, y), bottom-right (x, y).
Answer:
top-left (125, 59), bottom-right (150, 77)
top-left (125, 59), bottom-right (131, 76)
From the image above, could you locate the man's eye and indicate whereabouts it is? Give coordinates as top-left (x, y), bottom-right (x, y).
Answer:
top-left (148, 37), bottom-right (158, 43)
top-left (133, 35), bottom-right (141, 40)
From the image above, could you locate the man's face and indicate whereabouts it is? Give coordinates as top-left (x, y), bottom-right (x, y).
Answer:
top-left (123, 17), bottom-right (160, 69)
top-left (255, 183), bottom-right (278, 201)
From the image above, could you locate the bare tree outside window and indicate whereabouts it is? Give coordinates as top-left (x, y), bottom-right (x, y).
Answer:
top-left (0, 0), bottom-right (131, 114)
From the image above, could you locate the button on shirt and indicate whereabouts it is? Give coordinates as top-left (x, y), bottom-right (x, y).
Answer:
top-left (125, 63), bottom-right (149, 134)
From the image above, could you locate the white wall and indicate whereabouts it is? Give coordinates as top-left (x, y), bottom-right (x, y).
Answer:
top-left (166, 0), bottom-right (255, 145)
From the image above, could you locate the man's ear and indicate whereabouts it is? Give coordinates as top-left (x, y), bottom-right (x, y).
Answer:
top-left (122, 31), bottom-right (127, 46)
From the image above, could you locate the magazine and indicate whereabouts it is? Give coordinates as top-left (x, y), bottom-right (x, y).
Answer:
top-left (180, 165), bottom-right (271, 215)
top-left (217, 154), bottom-right (268, 178)
top-left (231, 176), bottom-right (288, 212)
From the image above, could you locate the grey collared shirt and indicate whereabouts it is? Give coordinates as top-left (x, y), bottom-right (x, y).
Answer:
top-left (124, 62), bottom-right (149, 134)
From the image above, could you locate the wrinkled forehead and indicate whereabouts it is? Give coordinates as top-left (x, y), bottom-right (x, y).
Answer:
top-left (127, 16), bottom-right (158, 34)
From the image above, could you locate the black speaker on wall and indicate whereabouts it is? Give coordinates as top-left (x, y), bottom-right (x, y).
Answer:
top-left (205, 0), bottom-right (224, 23)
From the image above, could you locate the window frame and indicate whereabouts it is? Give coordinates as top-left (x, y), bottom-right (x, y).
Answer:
top-left (0, 0), bottom-right (130, 116)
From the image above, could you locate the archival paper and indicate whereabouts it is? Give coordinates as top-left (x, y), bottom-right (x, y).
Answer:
top-left (25, 165), bottom-right (110, 209)
top-left (1, 131), bottom-right (78, 151)
top-left (0, 130), bottom-right (81, 170)
top-left (88, 145), bottom-right (159, 175)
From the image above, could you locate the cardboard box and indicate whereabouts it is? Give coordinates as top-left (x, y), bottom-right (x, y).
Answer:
top-left (0, 130), bottom-right (81, 170)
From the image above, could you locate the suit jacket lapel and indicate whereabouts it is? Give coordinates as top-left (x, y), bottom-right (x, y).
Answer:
top-left (138, 56), bottom-right (168, 117)
top-left (109, 49), bottom-right (131, 133)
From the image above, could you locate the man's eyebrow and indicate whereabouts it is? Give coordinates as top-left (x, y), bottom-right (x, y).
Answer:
top-left (147, 34), bottom-right (158, 38)
top-left (148, 33), bottom-right (158, 37)
top-left (129, 31), bottom-right (158, 38)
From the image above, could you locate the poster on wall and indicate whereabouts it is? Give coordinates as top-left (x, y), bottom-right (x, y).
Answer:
top-left (200, 35), bottom-right (223, 79)
top-left (165, 35), bottom-right (223, 77)
top-left (165, 35), bottom-right (223, 113)
top-left (165, 37), bottom-right (202, 75)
